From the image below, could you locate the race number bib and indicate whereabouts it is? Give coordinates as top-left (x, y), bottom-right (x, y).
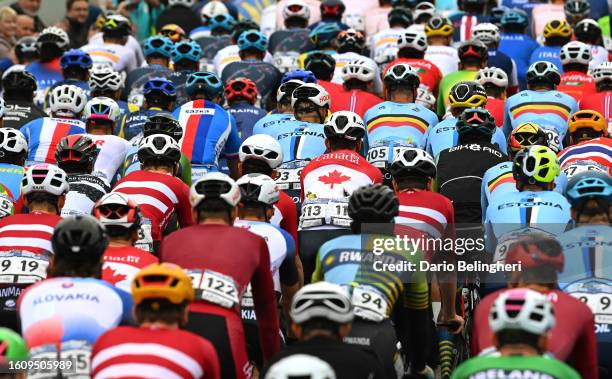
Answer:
top-left (543, 128), bottom-right (561, 153)
top-left (275, 160), bottom-right (307, 191)
top-left (0, 251), bottom-right (50, 284)
top-left (493, 228), bottom-right (553, 263)
top-left (352, 285), bottom-right (388, 322)
top-left (134, 218), bottom-right (153, 253)
top-left (191, 164), bottom-right (216, 182)
top-left (570, 292), bottom-right (612, 324)
top-left (299, 199), bottom-right (350, 229)
top-left (188, 269), bottom-right (240, 309)
top-left (29, 340), bottom-right (91, 379)
top-left (562, 162), bottom-right (607, 179)
top-left (241, 284), bottom-right (254, 309)
top-left (366, 145), bottom-right (408, 169)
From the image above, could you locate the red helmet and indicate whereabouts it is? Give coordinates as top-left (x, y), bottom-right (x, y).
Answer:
top-left (224, 77), bottom-right (258, 104)
top-left (55, 134), bottom-right (97, 167)
top-left (505, 235), bottom-right (564, 272)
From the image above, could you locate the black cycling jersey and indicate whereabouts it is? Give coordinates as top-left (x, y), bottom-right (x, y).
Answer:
top-left (221, 61), bottom-right (282, 110)
top-left (155, 5), bottom-right (200, 35)
top-left (268, 29), bottom-right (313, 54)
top-left (122, 65), bottom-right (173, 100)
top-left (3, 100), bottom-right (47, 129)
top-left (195, 35), bottom-right (233, 60)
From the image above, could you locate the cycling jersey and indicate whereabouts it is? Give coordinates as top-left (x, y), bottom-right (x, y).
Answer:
top-left (170, 71), bottom-right (192, 106)
top-left (425, 117), bottom-right (508, 158)
top-left (227, 101), bottom-right (267, 139)
top-left (88, 33), bottom-right (145, 67)
top-left (61, 174), bottom-right (110, 217)
top-left (270, 191), bottom-right (299, 254)
top-left (486, 97), bottom-right (505, 127)
top-left (173, 99), bottom-right (241, 171)
top-left (0, 163), bottom-right (25, 202)
top-left (113, 170), bottom-right (193, 242)
top-left (159, 224), bottom-right (280, 379)
top-left (189, 25), bottom-right (211, 40)
top-left (557, 137), bottom-right (612, 173)
top-left (329, 88), bottom-right (383, 119)
top-left (20, 117), bottom-right (85, 165)
top-left (3, 100), bottom-right (47, 129)
top-left (122, 64), bottom-right (173, 101)
top-left (424, 45), bottom-right (459, 76)
top-left (364, 7), bottom-right (391, 36)
top-left (436, 70), bottom-right (478, 117)
top-left (102, 246), bottom-right (159, 293)
top-left (0, 213), bottom-right (62, 254)
top-left (221, 60), bottom-right (282, 107)
top-left (81, 42), bottom-right (138, 73)
top-left (300, 149), bottom-right (382, 201)
top-left (115, 101), bottom-right (140, 136)
top-left (396, 190), bottom-right (455, 242)
top-left (332, 52), bottom-right (383, 93)
top-left (448, 14), bottom-right (492, 42)
top-left (385, 58), bottom-right (443, 95)
top-left (472, 288), bottom-right (597, 379)
top-left (197, 35), bottom-right (233, 61)
top-left (364, 101), bottom-right (439, 149)
top-left (529, 46), bottom-right (563, 73)
top-left (531, 3), bottom-right (565, 37)
top-left (488, 50), bottom-right (519, 93)
top-left (213, 45), bottom-right (275, 77)
top-left (88, 134), bottom-right (131, 182)
top-left (451, 355), bottom-right (580, 379)
top-left (579, 91), bottom-right (612, 122)
top-left (252, 113), bottom-right (294, 136)
top-left (369, 27), bottom-right (408, 62)
top-left (589, 45), bottom-right (609, 69)
top-left (499, 33), bottom-right (540, 88)
top-left (268, 29), bottom-right (312, 54)
top-left (276, 120), bottom-right (327, 162)
top-left (120, 109), bottom-right (163, 141)
top-left (26, 59), bottom-right (63, 103)
top-left (557, 71), bottom-right (597, 102)
top-left (92, 325), bottom-right (221, 379)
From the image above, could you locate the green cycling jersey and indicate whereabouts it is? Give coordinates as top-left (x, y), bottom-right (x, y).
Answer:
top-left (451, 355), bottom-right (580, 379)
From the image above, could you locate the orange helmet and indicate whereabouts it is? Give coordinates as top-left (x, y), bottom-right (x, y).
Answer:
top-left (132, 263), bottom-right (194, 304)
top-left (159, 24), bottom-right (186, 43)
top-left (568, 110), bottom-right (607, 135)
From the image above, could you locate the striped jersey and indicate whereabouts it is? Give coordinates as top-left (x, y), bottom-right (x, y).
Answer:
top-left (91, 326), bottom-right (221, 379)
top-left (0, 213), bottom-right (62, 254)
top-left (329, 88), bottom-right (383, 119)
top-left (557, 137), bottom-right (612, 174)
top-left (20, 117), bottom-right (85, 165)
top-left (80, 42), bottom-right (138, 73)
top-left (112, 170), bottom-right (193, 241)
top-left (448, 14), bottom-right (492, 42)
top-left (172, 100), bottom-right (241, 166)
top-left (395, 190), bottom-right (454, 240)
top-left (364, 101), bottom-right (439, 149)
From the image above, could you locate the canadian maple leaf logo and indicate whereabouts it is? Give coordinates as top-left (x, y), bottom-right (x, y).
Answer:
top-left (319, 170), bottom-right (350, 189)
top-left (103, 266), bottom-right (127, 285)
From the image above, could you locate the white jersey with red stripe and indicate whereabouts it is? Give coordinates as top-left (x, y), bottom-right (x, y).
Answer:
top-left (0, 213), bottom-right (62, 254)
top-left (20, 117), bottom-right (85, 165)
top-left (395, 190), bottom-right (455, 240)
top-left (91, 326), bottom-right (221, 379)
top-left (88, 134), bottom-right (132, 182)
top-left (557, 137), bottom-right (612, 174)
top-left (300, 149), bottom-right (383, 201)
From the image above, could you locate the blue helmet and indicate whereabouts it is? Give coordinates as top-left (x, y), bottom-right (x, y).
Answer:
top-left (500, 8), bottom-right (528, 29)
top-left (237, 30), bottom-right (268, 52)
top-left (282, 69), bottom-right (317, 84)
top-left (565, 171), bottom-right (612, 208)
top-left (185, 71), bottom-right (223, 98)
top-left (60, 49), bottom-right (93, 70)
top-left (144, 78), bottom-right (177, 98)
top-left (309, 22), bottom-right (341, 47)
top-left (172, 40), bottom-right (202, 63)
top-left (143, 35), bottom-right (174, 58)
top-left (209, 13), bottom-right (236, 32)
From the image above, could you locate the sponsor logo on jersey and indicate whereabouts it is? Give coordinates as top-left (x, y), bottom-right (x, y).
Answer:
top-left (367, 114), bottom-right (429, 134)
top-left (498, 201), bottom-right (563, 210)
top-left (277, 129), bottom-right (325, 139)
top-left (184, 108), bottom-right (215, 115)
top-left (33, 293), bottom-right (100, 305)
top-left (509, 102), bottom-right (571, 121)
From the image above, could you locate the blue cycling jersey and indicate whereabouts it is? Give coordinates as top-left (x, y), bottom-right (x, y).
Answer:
top-left (252, 113), bottom-right (295, 136)
top-left (499, 33), bottom-right (540, 88)
top-left (0, 163), bottom-right (26, 202)
top-left (26, 61), bottom-right (63, 92)
top-left (120, 109), bottom-right (162, 141)
top-left (529, 46), bottom-right (563, 73)
top-left (227, 102), bottom-right (267, 139)
top-left (425, 118), bottom-right (508, 158)
top-left (275, 120), bottom-right (327, 162)
top-left (488, 50), bottom-right (517, 88)
top-left (363, 101), bottom-right (439, 149)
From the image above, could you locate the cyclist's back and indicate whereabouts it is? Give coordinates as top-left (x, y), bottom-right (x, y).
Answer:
top-left (425, 117), bottom-right (507, 158)
top-left (529, 45), bottom-right (563, 72)
top-left (395, 189), bottom-right (455, 241)
top-left (252, 113), bottom-right (294, 136)
top-left (61, 173), bottom-right (110, 216)
top-left (424, 45), bottom-right (459, 76)
top-left (88, 133), bottom-right (132, 182)
top-left (268, 28), bottom-right (312, 54)
top-left (330, 88), bottom-right (382, 119)
top-left (227, 101), bottom-right (267, 139)
top-left (277, 120), bottom-right (327, 162)
top-left (20, 117), bottom-right (85, 165)
top-left (557, 137), bottom-right (612, 172)
top-left (499, 33), bottom-right (539, 84)
top-left (387, 58), bottom-right (443, 95)
top-left (451, 355), bottom-right (580, 379)
top-left (558, 70), bottom-right (597, 102)
top-left (102, 245), bottom-right (158, 293)
top-left (0, 213), bottom-right (62, 254)
top-left (120, 108), bottom-right (162, 141)
top-left (221, 60), bottom-right (282, 107)
top-left (3, 100), bottom-right (47, 130)
top-left (81, 42), bottom-right (137, 73)
top-left (579, 90), bottom-right (612, 120)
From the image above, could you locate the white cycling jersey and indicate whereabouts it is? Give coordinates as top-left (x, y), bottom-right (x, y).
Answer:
top-left (88, 134), bottom-right (132, 182)
top-left (424, 45), bottom-right (459, 76)
top-left (89, 32), bottom-right (144, 67)
top-left (589, 45), bottom-right (609, 70)
top-left (213, 45), bottom-right (275, 76)
top-left (369, 27), bottom-right (408, 62)
top-left (61, 174), bottom-right (110, 217)
top-left (81, 42), bottom-right (138, 73)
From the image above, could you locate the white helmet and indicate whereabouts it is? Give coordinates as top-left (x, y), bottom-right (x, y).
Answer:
top-left (324, 111), bottom-right (366, 141)
top-left (201, 0), bottom-right (229, 23)
top-left (341, 58), bottom-right (377, 83)
top-left (22, 163), bottom-right (69, 197)
top-left (168, 0), bottom-right (195, 7)
top-left (489, 288), bottom-right (555, 335)
top-left (471, 23), bottom-right (500, 45)
top-left (291, 83), bottom-right (331, 108)
top-left (290, 282), bottom-right (354, 324)
top-left (390, 147), bottom-right (436, 177)
top-left (397, 31), bottom-right (428, 52)
top-left (265, 355), bottom-right (337, 379)
top-left (274, 51), bottom-right (300, 74)
top-left (0, 97), bottom-right (4, 119)
top-left (239, 134), bottom-right (283, 168)
top-left (476, 67), bottom-right (508, 89)
top-left (414, 2), bottom-right (436, 21)
top-left (48, 84), bottom-right (87, 118)
top-left (283, 0), bottom-right (311, 20)
top-left (190, 172), bottom-right (241, 208)
top-left (93, 192), bottom-right (141, 229)
top-left (342, 13), bottom-right (365, 33)
top-left (374, 45), bottom-right (398, 65)
top-left (89, 66), bottom-right (123, 92)
top-left (83, 96), bottom-right (121, 123)
top-left (591, 61), bottom-right (612, 84)
top-left (0, 128), bottom-right (28, 157)
top-left (0, 194), bottom-right (14, 219)
top-left (138, 134), bottom-right (182, 164)
top-left (277, 79), bottom-right (304, 103)
top-left (415, 87), bottom-right (436, 110)
top-left (37, 26), bottom-right (69, 50)
top-left (560, 41), bottom-right (591, 66)
top-left (237, 173), bottom-right (279, 205)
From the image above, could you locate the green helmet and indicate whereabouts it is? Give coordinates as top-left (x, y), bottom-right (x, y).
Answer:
top-left (0, 328), bottom-right (28, 362)
top-left (512, 145), bottom-right (560, 185)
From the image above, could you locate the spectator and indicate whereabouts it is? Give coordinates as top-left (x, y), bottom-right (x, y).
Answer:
top-left (15, 14), bottom-right (34, 39)
top-left (116, 0), bottom-right (165, 42)
top-left (57, 0), bottom-right (89, 49)
top-left (0, 7), bottom-right (17, 59)
top-left (9, 0), bottom-right (44, 32)
top-left (156, 0), bottom-right (200, 35)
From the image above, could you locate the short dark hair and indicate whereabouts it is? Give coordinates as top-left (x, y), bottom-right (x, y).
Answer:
top-left (394, 176), bottom-right (428, 190)
top-left (135, 299), bottom-right (188, 325)
top-left (328, 136), bottom-right (358, 151)
top-left (50, 257), bottom-right (102, 278)
top-left (242, 159), bottom-right (273, 176)
top-left (496, 329), bottom-right (541, 350)
top-left (300, 317), bottom-right (342, 337)
top-left (195, 198), bottom-right (233, 223)
top-left (66, 0), bottom-right (88, 10)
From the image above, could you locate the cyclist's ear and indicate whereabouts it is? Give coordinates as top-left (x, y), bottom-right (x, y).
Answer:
top-left (291, 322), bottom-right (303, 339)
top-left (339, 323), bottom-right (352, 338)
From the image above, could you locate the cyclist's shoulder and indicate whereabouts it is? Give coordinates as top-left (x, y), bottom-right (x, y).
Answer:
top-left (320, 234), bottom-right (361, 253)
top-left (484, 161), bottom-right (512, 178)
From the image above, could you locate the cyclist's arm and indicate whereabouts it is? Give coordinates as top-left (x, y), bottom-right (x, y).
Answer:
top-left (311, 250), bottom-right (324, 283)
top-left (175, 183), bottom-right (195, 228)
top-left (199, 338), bottom-right (222, 379)
top-left (279, 235), bottom-right (300, 324)
top-left (568, 310), bottom-right (598, 379)
top-left (224, 116), bottom-right (242, 179)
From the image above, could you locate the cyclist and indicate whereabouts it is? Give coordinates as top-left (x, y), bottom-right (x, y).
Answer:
top-left (190, 0), bottom-right (229, 39)
top-left (0, 129), bottom-right (27, 204)
top-left (46, 48), bottom-right (92, 99)
top-left (556, 41), bottom-right (597, 102)
top-left (92, 262), bottom-right (221, 378)
top-left (364, 63), bottom-right (438, 149)
top-left (18, 215), bottom-right (132, 378)
top-left (225, 77), bottom-right (266, 138)
top-left (20, 84), bottom-right (86, 165)
top-left (113, 134), bottom-right (193, 252)
top-left (234, 174), bottom-right (301, 369)
top-left (121, 78), bottom-right (176, 141)
top-left (0, 327), bottom-right (27, 372)
top-left (475, 67), bottom-right (507, 126)
top-left (196, 14), bottom-right (235, 61)
top-left (123, 35), bottom-right (174, 101)
top-left (160, 172), bottom-right (279, 379)
top-left (370, 7), bottom-right (412, 66)
top-left (331, 58), bottom-right (382, 118)
top-left (55, 134), bottom-right (110, 217)
top-left (424, 15), bottom-right (459, 76)
top-left (574, 19), bottom-right (608, 69)
top-left (332, 30), bottom-right (374, 85)
top-left (448, 0), bottom-right (492, 42)
top-left (305, 23), bottom-right (341, 61)
top-left (528, 20), bottom-right (572, 70)
top-left (426, 81), bottom-right (507, 158)
top-left (310, 0), bottom-right (349, 31)
top-left (169, 40), bottom-right (203, 104)
top-left (304, 52), bottom-right (343, 99)
top-left (93, 192), bottom-right (158, 292)
top-left (260, 282), bottom-right (386, 379)
top-left (531, 0), bottom-right (567, 37)
top-left (504, 61), bottom-right (578, 152)
top-left (1, 69), bottom-right (45, 132)
top-left (269, 0), bottom-right (312, 54)
top-left (455, 288), bottom-right (580, 379)
top-left (81, 14), bottom-right (137, 73)
top-left (579, 62), bottom-right (612, 122)
top-left (89, 66), bottom-right (139, 128)
top-left (26, 27), bottom-right (70, 101)
top-left (471, 234), bottom-right (598, 379)
top-left (498, 8), bottom-right (539, 89)
top-left (172, 72), bottom-right (242, 180)
top-left (252, 79), bottom-right (303, 136)
top-left (564, 0), bottom-right (590, 27)
top-left (14, 36), bottom-right (38, 66)
top-left (159, 23), bottom-right (187, 43)
top-left (436, 39), bottom-right (488, 116)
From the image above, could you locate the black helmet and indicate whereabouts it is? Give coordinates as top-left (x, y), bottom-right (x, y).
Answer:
top-left (304, 51), bottom-right (336, 73)
top-left (448, 81), bottom-right (487, 109)
top-left (348, 184), bottom-right (399, 222)
top-left (389, 148), bottom-right (436, 179)
top-left (458, 39), bottom-right (488, 61)
top-left (456, 107), bottom-right (496, 137)
top-left (102, 15), bottom-right (132, 37)
top-left (14, 37), bottom-right (38, 63)
top-left (320, 0), bottom-right (346, 18)
top-left (52, 215), bottom-right (109, 259)
top-left (564, 0), bottom-right (590, 22)
top-left (387, 7), bottom-right (413, 27)
top-left (2, 70), bottom-right (37, 93)
top-left (143, 112), bottom-right (183, 141)
top-left (526, 61), bottom-right (561, 87)
top-left (55, 134), bottom-right (98, 170)
top-left (232, 20), bottom-right (260, 42)
top-left (574, 19), bottom-right (602, 43)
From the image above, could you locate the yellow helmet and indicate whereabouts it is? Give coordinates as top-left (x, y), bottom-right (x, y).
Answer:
top-left (568, 110), bottom-right (607, 134)
top-left (543, 20), bottom-right (572, 39)
top-left (448, 81), bottom-right (487, 109)
top-left (508, 122), bottom-right (548, 153)
top-left (132, 263), bottom-right (194, 305)
top-left (425, 15), bottom-right (454, 37)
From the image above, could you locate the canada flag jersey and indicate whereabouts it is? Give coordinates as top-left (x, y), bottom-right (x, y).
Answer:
top-left (300, 150), bottom-right (382, 201)
top-left (102, 246), bottom-right (159, 293)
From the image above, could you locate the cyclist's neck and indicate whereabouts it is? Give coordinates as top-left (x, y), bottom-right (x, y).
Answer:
top-left (144, 168), bottom-right (173, 175)
top-left (109, 239), bottom-right (134, 248)
top-left (140, 321), bottom-right (179, 330)
top-left (29, 205), bottom-right (59, 215)
top-left (498, 344), bottom-right (541, 357)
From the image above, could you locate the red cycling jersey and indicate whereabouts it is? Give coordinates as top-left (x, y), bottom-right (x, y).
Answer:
top-left (329, 89), bottom-right (383, 119)
top-left (159, 224), bottom-right (279, 377)
top-left (272, 191), bottom-right (298, 254)
top-left (385, 58), bottom-right (443, 96)
top-left (472, 288), bottom-right (598, 379)
top-left (300, 149), bottom-right (383, 201)
top-left (318, 80), bottom-right (345, 105)
top-left (112, 170), bottom-right (193, 241)
top-left (557, 71), bottom-right (597, 102)
top-left (0, 213), bottom-right (62, 254)
top-left (579, 91), bottom-right (612, 121)
top-left (102, 246), bottom-right (159, 291)
top-left (485, 97), bottom-right (505, 128)
top-left (91, 325), bottom-right (221, 379)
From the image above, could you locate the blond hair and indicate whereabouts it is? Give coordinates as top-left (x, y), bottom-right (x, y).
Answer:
top-left (0, 7), bottom-right (17, 23)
